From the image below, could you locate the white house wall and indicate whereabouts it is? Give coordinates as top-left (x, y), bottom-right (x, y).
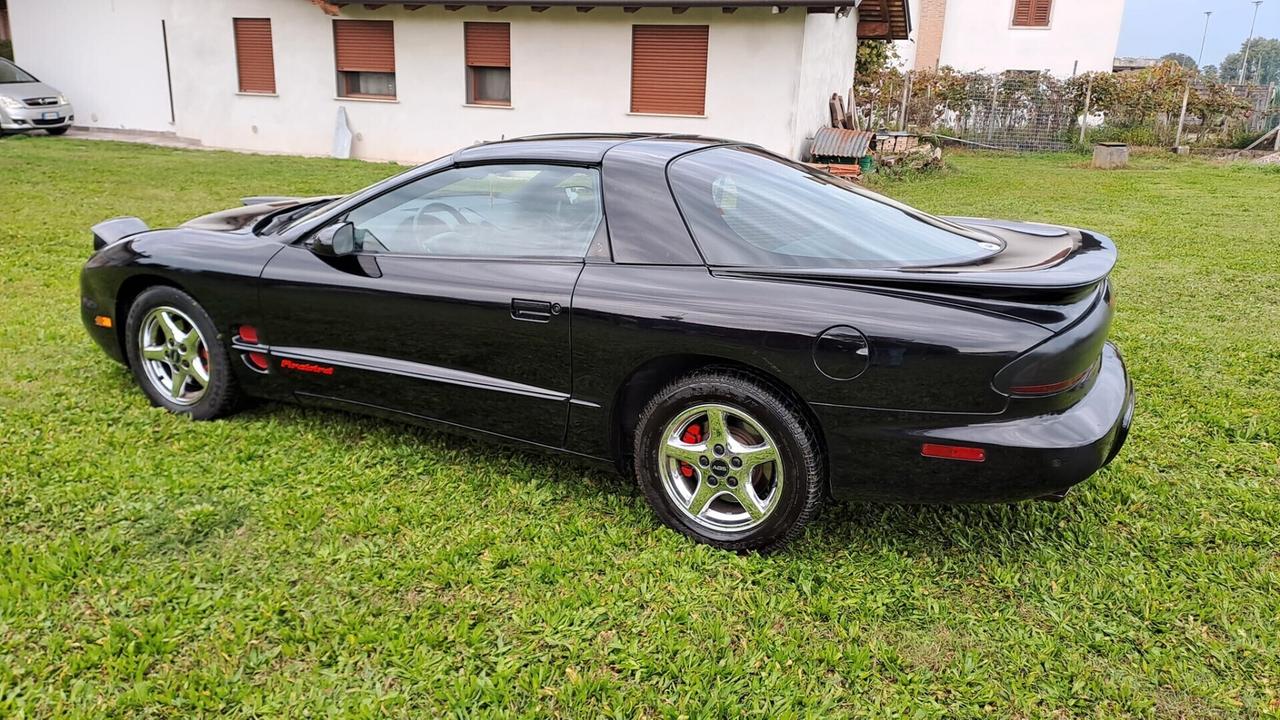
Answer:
top-left (936, 0), bottom-right (1124, 76)
top-left (790, 10), bottom-right (858, 158)
top-left (13, 0), bottom-right (821, 162)
top-left (8, 0), bottom-right (175, 133)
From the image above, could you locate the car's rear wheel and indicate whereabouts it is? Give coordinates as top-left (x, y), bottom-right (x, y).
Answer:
top-left (633, 369), bottom-right (824, 553)
top-left (124, 286), bottom-right (242, 420)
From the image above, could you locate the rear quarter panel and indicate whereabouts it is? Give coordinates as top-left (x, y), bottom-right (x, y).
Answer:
top-left (568, 264), bottom-right (1051, 458)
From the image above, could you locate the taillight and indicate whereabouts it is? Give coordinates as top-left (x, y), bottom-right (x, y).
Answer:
top-left (993, 284), bottom-right (1112, 398)
top-left (1009, 367), bottom-right (1092, 396)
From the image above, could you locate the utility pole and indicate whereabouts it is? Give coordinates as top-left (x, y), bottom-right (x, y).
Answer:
top-left (1239, 1), bottom-right (1263, 84)
top-left (1197, 11), bottom-right (1212, 68)
top-left (1177, 11), bottom-right (1212, 148)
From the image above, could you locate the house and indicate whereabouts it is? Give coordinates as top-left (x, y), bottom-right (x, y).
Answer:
top-left (6, 0), bottom-right (910, 162)
top-left (900, 0), bottom-right (1123, 77)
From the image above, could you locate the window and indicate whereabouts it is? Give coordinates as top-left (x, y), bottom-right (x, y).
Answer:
top-left (1012, 0), bottom-right (1052, 27)
top-left (630, 25), bottom-right (708, 116)
top-left (344, 164), bottom-right (602, 259)
top-left (668, 147), bottom-right (1000, 269)
top-left (465, 22), bottom-right (511, 106)
top-left (333, 19), bottom-right (396, 99)
top-left (0, 58), bottom-right (36, 84)
top-left (233, 18), bottom-right (276, 94)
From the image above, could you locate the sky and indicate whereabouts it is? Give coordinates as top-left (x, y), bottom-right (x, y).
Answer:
top-left (1117, 0), bottom-right (1280, 67)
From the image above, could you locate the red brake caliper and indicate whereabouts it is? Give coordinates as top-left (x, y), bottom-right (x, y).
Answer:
top-left (678, 423), bottom-right (704, 478)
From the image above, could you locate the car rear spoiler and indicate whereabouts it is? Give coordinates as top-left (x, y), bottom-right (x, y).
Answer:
top-left (241, 196), bottom-right (303, 206)
top-left (91, 217), bottom-right (150, 251)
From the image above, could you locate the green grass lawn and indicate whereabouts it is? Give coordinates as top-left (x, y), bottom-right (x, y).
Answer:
top-left (1, 136), bottom-right (1278, 718)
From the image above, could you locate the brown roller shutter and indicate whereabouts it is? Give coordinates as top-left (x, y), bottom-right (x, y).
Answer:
top-left (333, 19), bottom-right (395, 73)
top-left (233, 18), bottom-right (276, 94)
top-left (1012, 0), bottom-right (1051, 27)
top-left (630, 25), bottom-right (708, 116)
top-left (465, 22), bottom-right (510, 67)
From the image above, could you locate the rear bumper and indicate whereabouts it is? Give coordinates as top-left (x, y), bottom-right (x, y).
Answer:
top-left (817, 342), bottom-right (1135, 503)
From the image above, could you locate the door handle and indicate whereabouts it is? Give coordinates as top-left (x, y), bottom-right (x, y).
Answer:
top-left (511, 298), bottom-right (557, 322)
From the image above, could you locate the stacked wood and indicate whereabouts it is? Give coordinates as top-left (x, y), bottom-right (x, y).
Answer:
top-left (806, 163), bottom-right (863, 181)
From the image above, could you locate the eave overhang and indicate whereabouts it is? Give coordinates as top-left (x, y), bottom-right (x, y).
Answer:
top-left (312, 0), bottom-right (910, 37)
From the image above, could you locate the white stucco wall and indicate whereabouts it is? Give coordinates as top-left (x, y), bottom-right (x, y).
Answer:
top-left (8, 0), bottom-right (175, 132)
top-left (170, 3), bottom-right (808, 162)
top-left (790, 10), bottom-right (858, 158)
top-left (935, 0), bottom-right (1124, 76)
top-left (11, 0), bottom-right (836, 162)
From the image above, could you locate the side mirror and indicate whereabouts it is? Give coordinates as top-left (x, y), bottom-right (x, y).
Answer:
top-left (310, 221), bottom-right (355, 257)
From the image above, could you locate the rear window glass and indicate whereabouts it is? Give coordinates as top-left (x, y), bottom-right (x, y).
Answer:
top-left (668, 146), bottom-right (1000, 269)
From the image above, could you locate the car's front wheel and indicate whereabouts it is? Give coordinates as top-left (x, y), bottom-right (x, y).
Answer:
top-left (633, 369), bottom-right (825, 553)
top-left (124, 286), bottom-right (242, 420)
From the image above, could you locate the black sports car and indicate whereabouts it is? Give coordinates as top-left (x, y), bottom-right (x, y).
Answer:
top-left (80, 134), bottom-right (1134, 552)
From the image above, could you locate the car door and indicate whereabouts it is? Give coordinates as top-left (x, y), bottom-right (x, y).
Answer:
top-left (258, 163), bottom-right (605, 447)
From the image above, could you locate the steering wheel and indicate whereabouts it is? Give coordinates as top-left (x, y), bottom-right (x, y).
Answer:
top-left (413, 201), bottom-right (468, 234)
top-left (411, 202), bottom-right (472, 253)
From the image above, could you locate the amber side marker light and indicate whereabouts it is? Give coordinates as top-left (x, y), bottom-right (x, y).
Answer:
top-left (93, 315), bottom-right (113, 328)
top-left (921, 443), bottom-right (986, 463)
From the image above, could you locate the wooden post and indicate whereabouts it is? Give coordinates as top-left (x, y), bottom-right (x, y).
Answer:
top-left (898, 71), bottom-right (912, 130)
top-left (1174, 81), bottom-right (1191, 149)
top-left (1242, 122), bottom-right (1280, 150)
top-left (1079, 75), bottom-right (1093, 145)
top-left (986, 82), bottom-right (999, 143)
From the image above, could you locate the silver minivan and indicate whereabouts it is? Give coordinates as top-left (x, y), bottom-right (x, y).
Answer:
top-left (0, 57), bottom-right (74, 136)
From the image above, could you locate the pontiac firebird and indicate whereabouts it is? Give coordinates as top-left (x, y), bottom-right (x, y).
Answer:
top-left (80, 134), bottom-right (1135, 552)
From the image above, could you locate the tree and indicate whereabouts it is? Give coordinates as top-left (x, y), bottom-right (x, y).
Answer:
top-left (856, 40), bottom-right (898, 79)
top-left (1218, 37), bottom-right (1280, 85)
top-left (1162, 52), bottom-right (1198, 71)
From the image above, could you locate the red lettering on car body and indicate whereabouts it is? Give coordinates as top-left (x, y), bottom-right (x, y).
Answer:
top-left (280, 358), bottom-right (334, 376)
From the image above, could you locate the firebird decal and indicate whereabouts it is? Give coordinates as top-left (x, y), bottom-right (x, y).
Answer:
top-left (280, 358), bottom-right (334, 376)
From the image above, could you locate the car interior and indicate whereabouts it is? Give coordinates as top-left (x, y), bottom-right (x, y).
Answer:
top-left (346, 164), bottom-right (603, 259)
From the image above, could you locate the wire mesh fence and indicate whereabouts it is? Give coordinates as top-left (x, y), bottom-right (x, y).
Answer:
top-left (854, 71), bottom-right (1076, 151)
top-left (851, 66), bottom-right (1280, 152)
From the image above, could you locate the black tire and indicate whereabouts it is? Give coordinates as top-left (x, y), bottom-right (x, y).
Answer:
top-left (633, 368), bottom-right (825, 553)
top-left (46, 127), bottom-right (70, 136)
top-left (124, 286), bottom-right (243, 420)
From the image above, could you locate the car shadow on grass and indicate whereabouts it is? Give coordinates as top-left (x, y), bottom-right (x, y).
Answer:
top-left (103, 352), bottom-right (1103, 563)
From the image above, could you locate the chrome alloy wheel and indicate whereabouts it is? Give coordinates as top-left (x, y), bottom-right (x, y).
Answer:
top-left (658, 403), bottom-right (784, 532)
top-left (137, 306), bottom-right (210, 406)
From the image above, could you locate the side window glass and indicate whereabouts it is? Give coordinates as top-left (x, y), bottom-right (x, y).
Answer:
top-left (345, 164), bottom-right (602, 259)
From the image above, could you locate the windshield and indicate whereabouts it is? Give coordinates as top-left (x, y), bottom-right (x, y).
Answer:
top-left (281, 162), bottom-right (429, 233)
top-left (0, 60), bottom-right (38, 84)
top-left (668, 146), bottom-right (1001, 269)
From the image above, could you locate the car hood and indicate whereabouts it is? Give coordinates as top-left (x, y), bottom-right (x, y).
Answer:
top-left (0, 80), bottom-right (62, 101)
top-left (182, 196), bottom-right (337, 233)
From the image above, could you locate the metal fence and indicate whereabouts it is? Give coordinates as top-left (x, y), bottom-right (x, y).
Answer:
top-left (856, 72), bottom-right (1076, 151)
top-left (853, 70), bottom-right (1279, 152)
